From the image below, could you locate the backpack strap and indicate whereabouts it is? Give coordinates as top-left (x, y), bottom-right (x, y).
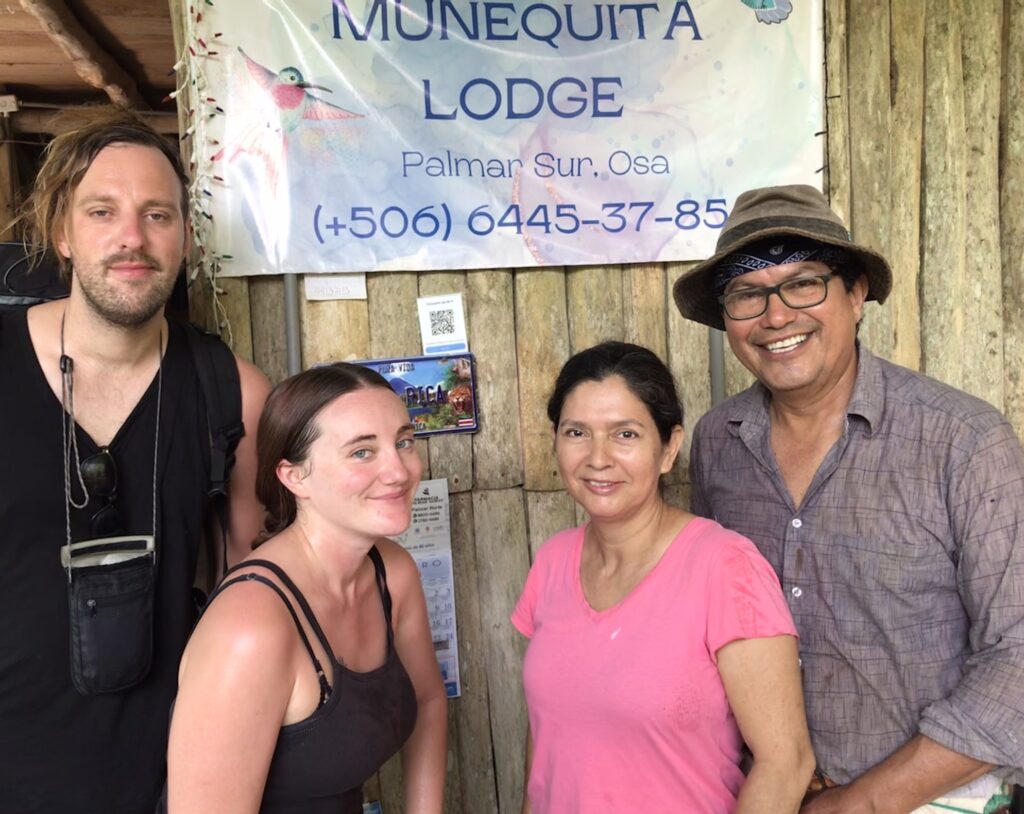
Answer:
top-left (180, 321), bottom-right (245, 577)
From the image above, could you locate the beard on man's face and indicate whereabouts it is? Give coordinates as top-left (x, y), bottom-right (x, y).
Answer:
top-left (72, 250), bottom-right (181, 328)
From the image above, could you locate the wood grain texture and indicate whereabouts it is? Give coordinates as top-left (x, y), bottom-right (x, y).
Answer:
top-left (525, 490), bottom-right (576, 561)
top-left (214, 277), bottom-right (253, 362)
top-left (846, 0), bottom-right (893, 359)
top-left (1002, 0), bottom-right (1024, 440)
top-left (566, 264), bottom-right (624, 351)
top-left (448, 492), bottom-right (500, 813)
top-left (960, 0), bottom-right (1004, 409)
top-left (0, 120), bottom-right (16, 242)
top-left (921, 2), bottom-right (967, 390)
top-left (514, 269), bottom-right (569, 491)
top-left (472, 488), bottom-right (530, 814)
top-left (888, 0), bottom-right (925, 371)
top-left (624, 263), bottom-right (668, 357)
top-left (468, 271), bottom-right (523, 490)
top-left (18, 0), bottom-right (146, 107)
top-left (419, 272), bottom-right (473, 493)
top-left (666, 262), bottom-right (713, 481)
top-left (824, 0), bottom-right (852, 221)
top-left (368, 272), bottom-right (421, 357)
top-left (299, 294), bottom-right (370, 367)
top-left (248, 276), bottom-right (289, 385)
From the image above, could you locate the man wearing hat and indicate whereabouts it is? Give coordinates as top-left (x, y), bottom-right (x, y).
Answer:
top-left (676, 185), bottom-right (1024, 813)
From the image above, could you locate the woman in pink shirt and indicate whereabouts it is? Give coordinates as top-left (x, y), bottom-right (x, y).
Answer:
top-left (513, 341), bottom-right (813, 814)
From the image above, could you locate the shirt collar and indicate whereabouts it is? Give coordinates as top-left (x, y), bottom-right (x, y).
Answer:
top-left (846, 344), bottom-right (883, 432)
top-left (725, 343), bottom-right (884, 434)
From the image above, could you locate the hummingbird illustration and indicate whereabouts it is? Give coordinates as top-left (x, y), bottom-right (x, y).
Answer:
top-left (213, 47), bottom-right (363, 194)
top-left (740, 0), bottom-right (793, 24)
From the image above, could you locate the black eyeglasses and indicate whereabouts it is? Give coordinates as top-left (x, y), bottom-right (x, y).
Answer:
top-left (80, 448), bottom-right (123, 538)
top-left (719, 272), bottom-right (834, 321)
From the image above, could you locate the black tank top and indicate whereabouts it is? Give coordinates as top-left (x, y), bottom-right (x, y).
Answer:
top-left (162, 548), bottom-right (418, 814)
top-left (0, 310), bottom-right (211, 814)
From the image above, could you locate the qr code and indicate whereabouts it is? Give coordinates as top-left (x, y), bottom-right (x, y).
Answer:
top-left (429, 308), bottom-right (456, 337)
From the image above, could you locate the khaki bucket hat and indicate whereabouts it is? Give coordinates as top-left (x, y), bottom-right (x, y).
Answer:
top-left (672, 184), bottom-right (892, 330)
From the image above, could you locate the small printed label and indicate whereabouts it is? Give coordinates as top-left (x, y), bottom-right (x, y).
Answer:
top-left (304, 273), bottom-right (367, 301)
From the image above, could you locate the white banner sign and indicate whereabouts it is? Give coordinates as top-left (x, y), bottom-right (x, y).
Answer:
top-left (190, 1), bottom-right (823, 276)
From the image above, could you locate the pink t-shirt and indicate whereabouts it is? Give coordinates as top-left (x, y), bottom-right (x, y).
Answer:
top-left (511, 517), bottom-right (797, 814)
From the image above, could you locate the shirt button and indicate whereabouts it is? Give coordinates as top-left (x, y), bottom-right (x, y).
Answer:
top-left (791, 586), bottom-right (803, 598)
top-left (791, 518), bottom-right (803, 529)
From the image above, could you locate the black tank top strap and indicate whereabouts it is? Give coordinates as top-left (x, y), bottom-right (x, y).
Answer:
top-left (210, 560), bottom-right (332, 706)
top-left (367, 546), bottom-right (396, 647)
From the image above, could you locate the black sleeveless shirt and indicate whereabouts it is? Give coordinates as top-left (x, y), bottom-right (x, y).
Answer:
top-left (0, 310), bottom-right (211, 813)
top-left (160, 548), bottom-right (418, 814)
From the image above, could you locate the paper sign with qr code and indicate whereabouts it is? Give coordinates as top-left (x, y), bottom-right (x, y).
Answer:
top-left (356, 354), bottom-right (478, 437)
top-left (417, 293), bottom-right (468, 355)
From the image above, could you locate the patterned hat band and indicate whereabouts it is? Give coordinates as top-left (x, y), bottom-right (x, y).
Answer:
top-left (713, 237), bottom-right (853, 294)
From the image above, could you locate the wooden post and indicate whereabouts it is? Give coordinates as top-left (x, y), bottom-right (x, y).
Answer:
top-left (215, 278), bottom-right (255, 362)
top-left (19, 0), bottom-right (147, 108)
top-left (566, 264), bottom-right (624, 351)
top-left (960, 1), bottom-right (1004, 409)
top-left (525, 490), bottom-right (576, 561)
top-left (0, 117), bottom-right (16, 241)
top-left (888, 1), bottom-right (925, 371)
top-left (824, 0), bottom-right (852, 222)
top-left (921, 2), bottom-right (968, 390)
top-left (248, 276), bottom-right (289, 385)
top-left (448, 491), bottom-right (500, 813)
top-left (472, 488), bottom-right (530, 814)
top-left (299, 295), bottom-right (370, 367)
top-left (468, 270), bottom-right (524, 490)
top-left (515, 269), bottom-right (569, 491)
top-left (666, 264), bottom-right (714, 481)
top-left (847, 0), bottom-right (893, 359)
top-left (1002, 0), bottom-right (1024, 440)
top-left (624, 263), bottom-right (668, 357)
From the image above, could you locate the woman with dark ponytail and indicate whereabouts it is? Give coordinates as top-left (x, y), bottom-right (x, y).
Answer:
top-left (163, 363), bottom-right (447, 814)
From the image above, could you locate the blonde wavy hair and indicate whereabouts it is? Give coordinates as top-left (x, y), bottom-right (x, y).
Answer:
top-left (14, 105), bottom-right (189, 283)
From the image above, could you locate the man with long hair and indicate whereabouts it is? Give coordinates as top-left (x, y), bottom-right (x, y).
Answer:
top-left (0, 106), bottom-right (269, 813)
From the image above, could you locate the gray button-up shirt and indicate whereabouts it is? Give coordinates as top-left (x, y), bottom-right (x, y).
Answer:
top-left (690, 347), bottom-right (1024, 786)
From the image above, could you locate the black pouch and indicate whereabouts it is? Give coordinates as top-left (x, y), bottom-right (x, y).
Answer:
top-left (63, 536), bottom-right (156, 695)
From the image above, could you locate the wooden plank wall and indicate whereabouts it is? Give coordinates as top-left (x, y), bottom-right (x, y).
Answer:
top-left (188, 2), bottom-right (1022, 810)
